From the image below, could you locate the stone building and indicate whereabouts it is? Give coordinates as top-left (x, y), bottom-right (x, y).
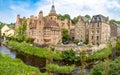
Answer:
top-left (89, 15), bottom-right (110, 45)
top-left (110, 23), bottom-right (120, 38)
top-left (1, 25), bottom-right (14, 37)
top-left (15, 3), bottom-right (71, 46)
top-left (74, 16), bottom-right (89, 42)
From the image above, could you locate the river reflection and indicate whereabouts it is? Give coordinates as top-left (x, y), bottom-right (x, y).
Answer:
top-left (0, 46), bottom-right (16, 59)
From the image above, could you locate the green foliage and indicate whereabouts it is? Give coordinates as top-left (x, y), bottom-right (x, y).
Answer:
top-left (62, 28), bottom-right (70, 43)
top-left (15, 17), bottom-right (27, 42)
top-left (46, 64), bottom-right (75, 74)
top-left (115, 38), bottom-right (120, 53)
top-left (62, 49), bottom-right (80, 62)
top-left (85, 14), bottom-right (91, 19)
top-left (87, 48), bottom-right (112, 61)
top-left (0, 53), bottom-right (47, 75)
top-left (25, 37), bottom-right (34, 43)
top-left (57, 14), bottom-right (71, 21)
top-left (90, 57), bottom-right (120, 75)
top-left (83, 40), bottom-right (88, 44)
top-left (110, 19), bottom-right (120, 24)
top-left (73, 40), bottom-right (79, 44)
top-left (64, 14), bottom-right (71, 20)
top-left (72, 16), bottom-right (79, 24)
top-left (7, 41), bottom-right (62, 60)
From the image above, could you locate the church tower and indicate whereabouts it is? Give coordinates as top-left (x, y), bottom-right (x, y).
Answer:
top-left (49, 0), bottom-right (57, 21)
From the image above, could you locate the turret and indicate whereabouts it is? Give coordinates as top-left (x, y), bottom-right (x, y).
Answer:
top-left (39, 11), bottom-right (43, 20)
top-left (49, 0), bottom-right (57, 21)
top-left (17, 14), bottom-right (20, 19)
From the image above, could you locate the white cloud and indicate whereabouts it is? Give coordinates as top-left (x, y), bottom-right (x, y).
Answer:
top-left (1, 0), bottom-right (120, 23)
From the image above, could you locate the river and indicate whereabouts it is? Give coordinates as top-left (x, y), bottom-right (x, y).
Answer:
top-left (0, 46), bottom-right (16, 59)
top-left (0, 46), bottom-right (91, 75)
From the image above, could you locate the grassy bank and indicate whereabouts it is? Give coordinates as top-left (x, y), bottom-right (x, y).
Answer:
top-left (7, 41), bottom-right (62, 60)
top-left (0, 53), bottom-right (47, 75)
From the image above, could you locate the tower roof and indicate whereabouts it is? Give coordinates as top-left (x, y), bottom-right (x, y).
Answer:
top-left (50, 5), bottom-right (56, 14)
top-left (49, 0), bottom-right (57, 16)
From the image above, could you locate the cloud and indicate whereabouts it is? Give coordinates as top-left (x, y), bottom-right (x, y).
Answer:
top-left (0, 0), bottom-right (120, 23)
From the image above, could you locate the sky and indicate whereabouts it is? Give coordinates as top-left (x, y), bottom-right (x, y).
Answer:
top-left (0, 0), bottom-right (120, 23)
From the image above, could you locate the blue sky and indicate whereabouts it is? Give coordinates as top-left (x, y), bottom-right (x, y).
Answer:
top-left (0, 0), bottom-right (120, 23)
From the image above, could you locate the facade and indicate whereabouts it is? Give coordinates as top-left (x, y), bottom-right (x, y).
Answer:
top-left (15, 3), bottom-right (71, 46)
top-left (89, 15), bottom-right (110, 45)
top-left (110, 23), bottom-right (120, 37)
top-left (74, 16), bottom-right (89, 42)
top-left (73, 15), bottom-right (111, 45)
top-left (1, 25), bottom-right (14, 36)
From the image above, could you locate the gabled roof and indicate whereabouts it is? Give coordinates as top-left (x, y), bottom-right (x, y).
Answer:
top-left (81, 16), bottom-right (89, 23)
top-left (78, 16), bottom-right (89, 23)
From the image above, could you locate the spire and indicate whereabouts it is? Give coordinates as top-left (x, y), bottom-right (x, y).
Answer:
top-left (50, 0), bottom-right (56, 14)
top-left (52, 0), bottom-right (54, 5)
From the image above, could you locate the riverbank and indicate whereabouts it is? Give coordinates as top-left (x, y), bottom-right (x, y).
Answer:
top-left (0, 52), bottom-right (47, 75)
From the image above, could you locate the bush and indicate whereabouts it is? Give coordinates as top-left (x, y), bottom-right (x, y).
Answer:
top-left (25, 37), bottom-right (34, 43)
top-left (62, 49), bottom-right (80, 62)
top-left (46, 64), bottom-right (75, 74)
top-left (73, 40), bottom-right (79, 44)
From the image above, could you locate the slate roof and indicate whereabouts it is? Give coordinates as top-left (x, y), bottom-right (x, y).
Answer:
top-left (91, 14), bottom-right (109, 23)
top-left (81, 16), bottom-right (89, 23)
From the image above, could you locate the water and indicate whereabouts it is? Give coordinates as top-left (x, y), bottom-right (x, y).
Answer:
top-left (0, 46), bottom-right (16, 59)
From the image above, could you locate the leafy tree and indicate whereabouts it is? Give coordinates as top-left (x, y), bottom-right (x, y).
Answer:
top-left (64, 14), bottom-right (71, 20)
top-left (85, 14), bottom-right (91, 19)
top-left (62, 28), bottom-right (70, 43)
top-left (62, 49), bottom-right (80, 63)
top-left (15, 17), bottom-right (27, 42)
top-left (72, 16), bottom-right (79, 24)
top-left (110, 19), bottom-right (120, 24)
top-left (90, 58), bottom-right (120, 75)
top-left (57, 14), bottom-right (71, 21)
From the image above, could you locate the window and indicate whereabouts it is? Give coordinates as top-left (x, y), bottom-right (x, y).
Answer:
top-left (97, 30), bottom-right (99, 34)
top-left (97, 22), bottom-right (99, 27)
top-left (91, 30), bottom-right (94, 34)
top-left (92, 36), bottom-right (94, 39)
top-left (97, 36), bottom-right (99, 40)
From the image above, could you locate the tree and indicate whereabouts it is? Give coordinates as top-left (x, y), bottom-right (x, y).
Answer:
top-left (72, 16), bottom-right (79, 24)
top-left (62, 28), bottom-right (70, 43)
top-left (64, 14), bottom-right (71, 20)
top-left (110, 19), bottom-right (120, 24)
top-left (15, 17), bottom-right (27, 42)
top-left (62, 49), bottom-right (80, 63)
top-left (57, 14), bottom-right (71, 21)
top-left (85, 14), bottom-right (91, 19)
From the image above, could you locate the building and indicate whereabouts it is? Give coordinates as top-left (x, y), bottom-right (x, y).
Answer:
top-left (15, 2), bottom-right (72, 46)
top-left (89, 15), bottom-right (110, 45)
top-left (110, 23), bottom-right (120, 38)
top-left (74, 16), bottom-right (89, 42)
top-left (1, 25), bottom-right (14, 37)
